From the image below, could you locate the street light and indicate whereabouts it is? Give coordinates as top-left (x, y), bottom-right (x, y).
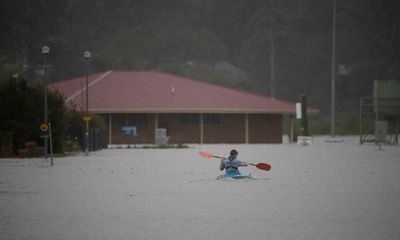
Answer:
top-left (269, 0), bottom-right (275, 99)
top-left (83, 50), bottom-right (91, 155)
top-left (330, 0), bottom-right (337, 138)
top-left (42, 45), bottom-right (50, 158)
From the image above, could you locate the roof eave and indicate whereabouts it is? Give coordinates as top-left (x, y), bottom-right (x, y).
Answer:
top-left (89, 108), bottom-right (319, 115)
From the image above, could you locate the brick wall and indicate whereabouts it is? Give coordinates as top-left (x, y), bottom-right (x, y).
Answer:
top-left (111, 114), bottom-right (156, 144)
top-left (109, 113), bottom-right (283, 144)
top-left (249, 114), bottom-right (282, 143)
top-left (203, 114), bottom-right (245, 143)
top-left (158, 113), bottom-right (200, 144)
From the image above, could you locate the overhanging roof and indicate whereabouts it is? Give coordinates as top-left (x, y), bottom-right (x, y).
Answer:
top-left (49, 70), bottom-right (319, 114)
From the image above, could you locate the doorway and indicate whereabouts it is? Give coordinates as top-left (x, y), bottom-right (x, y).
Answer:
top-left (158, 121), bottom-right (169, 135)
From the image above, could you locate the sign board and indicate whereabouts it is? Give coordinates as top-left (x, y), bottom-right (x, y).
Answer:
top-left (375, 121), bottom-right (388, 143)
top-left (373, 80), bottom-right (400, 114)
top-left (83, 116), bottom-right (92, 122)
top-left (155, 128), bottom-right (167, 145)
top-left (296, 103), bottom-right (302, 119)
top-left (297, 136), bottom-right (312, 145)
top-left (121, 126), bottom-right (137, 136)
top-left (40, 123), bottom-right (49, 138)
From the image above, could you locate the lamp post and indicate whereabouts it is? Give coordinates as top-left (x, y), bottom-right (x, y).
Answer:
top-left (42, 45), bottom-right (50, 158)
top-left (83, 50), bottom-right (91, 155)
top-left (269, 0), bottom-right (275, 99)
top-left (330, 0), bottom-right (337, 138)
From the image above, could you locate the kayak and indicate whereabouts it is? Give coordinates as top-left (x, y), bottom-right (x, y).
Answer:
top-left (217, 172), bottom-right (252, 180)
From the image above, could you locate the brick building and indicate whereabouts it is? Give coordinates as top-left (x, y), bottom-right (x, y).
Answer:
top-left (50, 71), bottom-right (317, 144)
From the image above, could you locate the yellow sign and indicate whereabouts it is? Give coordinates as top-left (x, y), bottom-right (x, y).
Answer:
top-left (40, 123), bottom-right (49, 132)
top-left (83, 116), bottom-right (92, 122)
top-left (40, 123), bottom-right (49, 138)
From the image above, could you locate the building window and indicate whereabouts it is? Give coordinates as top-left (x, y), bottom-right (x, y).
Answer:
top-left (127, 114), bottom-right (148, 126)
top-left (204, 113), bottom-right (222, 125)
top-left (113, 114), bottom-right (126, 126)
top-left (99, 114), bottom-right (109, 125)
top-left (180, 113), bottom-right (199, 126)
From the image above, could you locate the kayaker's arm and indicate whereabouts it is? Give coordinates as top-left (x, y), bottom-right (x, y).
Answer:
top-left (219, 157), bottom-right (225, 171)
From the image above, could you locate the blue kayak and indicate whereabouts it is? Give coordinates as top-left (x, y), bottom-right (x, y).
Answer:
top-left (217, 172), bottom-right (252, 180)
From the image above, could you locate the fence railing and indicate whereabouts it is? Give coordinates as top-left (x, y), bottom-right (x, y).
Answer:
top-left (88, 128), bottom-right (108, 151)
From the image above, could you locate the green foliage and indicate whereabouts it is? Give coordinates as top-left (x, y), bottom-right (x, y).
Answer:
top-left (0, 79), bottom-right (69, 153)
top-left (308, 113), bottom-right (360, 135)
top-left (63, 135), bottom-right (81, 153)
top-left (284, 112), bottom-right (365, 136)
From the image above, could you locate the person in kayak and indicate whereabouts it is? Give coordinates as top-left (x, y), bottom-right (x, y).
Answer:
top-left (220, 149), bottom-right (248, 175)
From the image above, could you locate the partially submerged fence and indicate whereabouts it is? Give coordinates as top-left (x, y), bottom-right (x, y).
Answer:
top-left (359, 97), bottom-right (400, 145)
top-left (88, 128), bottom-right (108, 151)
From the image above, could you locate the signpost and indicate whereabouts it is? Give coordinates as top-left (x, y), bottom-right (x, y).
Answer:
top-left (296, 102), bottom-right (302, 119)
top-left (375, 121), bottom-right (388, 150)
top-left (83, 116), bottom-right (91, 154)
top-left (296, 95), bottom-right (312, 145)
top-left (83, 116), bottom-right (92, 122)
top-left (40, 122), bottom-right (53, 166)
top-left (40, 123), bottom-right (49, 137)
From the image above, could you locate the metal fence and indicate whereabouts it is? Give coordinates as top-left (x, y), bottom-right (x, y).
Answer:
top-left (359, 97), bottom-right (400, 145)
top-left (78, 128), bottom-right (108, 152)
top-left (89, 128), bottom-right (108, 151)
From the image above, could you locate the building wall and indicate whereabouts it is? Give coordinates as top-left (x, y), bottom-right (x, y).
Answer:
top-left (249, 114), bottom-right (282, 143)
top-left (203, 114), bottom-right (245, 143)
top-left (158, 113), bottom-right (200, 144)
top-left (110, 113), bottom-right (156, 144)
top-left (107, 113), bottom-right (283, 144)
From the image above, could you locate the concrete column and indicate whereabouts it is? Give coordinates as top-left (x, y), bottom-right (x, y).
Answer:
top-left (290, 114), bottom-right (294, 144)
top-left (245, 113), bottom-right (249, 144)
top-left (154, 113), bottom-right (158, 144)
top-left (108, 114), bottom-right (112, 145)
top-left (200, 113), bottom-right (204, 144)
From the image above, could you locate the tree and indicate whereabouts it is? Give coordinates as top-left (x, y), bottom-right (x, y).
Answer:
top-left (1, 0), bottom-right (400, 117)
top-left (0, 77), bottom-right (69, 154)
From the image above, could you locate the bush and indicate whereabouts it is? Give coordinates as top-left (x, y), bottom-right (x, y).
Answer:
top-left (0, 78), bottom-right (69, 154)
top-left (285, 112), bottom-right (362, 136)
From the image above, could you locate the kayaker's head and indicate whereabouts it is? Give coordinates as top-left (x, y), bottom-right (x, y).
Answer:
top-left (230, 149), bottom-right (238, 158)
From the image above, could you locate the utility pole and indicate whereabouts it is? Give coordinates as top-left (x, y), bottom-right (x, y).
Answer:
top-left (42, 46), bottom-right (50, 158)
top-left (84, 51), bottom-right (91, 155)
top-left (269, 0), bottom-right (275, 99)
top-left (330, 0), bottom-right (337, 138)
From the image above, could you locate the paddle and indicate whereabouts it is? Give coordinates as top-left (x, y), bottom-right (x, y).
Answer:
top-left (198, 150), bottom-right (271, 171)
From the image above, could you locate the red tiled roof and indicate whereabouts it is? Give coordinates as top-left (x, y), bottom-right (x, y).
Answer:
top-left (49, 70), bottom-right (317, 114)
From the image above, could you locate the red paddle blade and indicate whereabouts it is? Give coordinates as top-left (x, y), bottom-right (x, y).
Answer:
top-left (254, 163), bottom-right (271, 171)
top-left (198, 151), bottom-right (216, 158)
